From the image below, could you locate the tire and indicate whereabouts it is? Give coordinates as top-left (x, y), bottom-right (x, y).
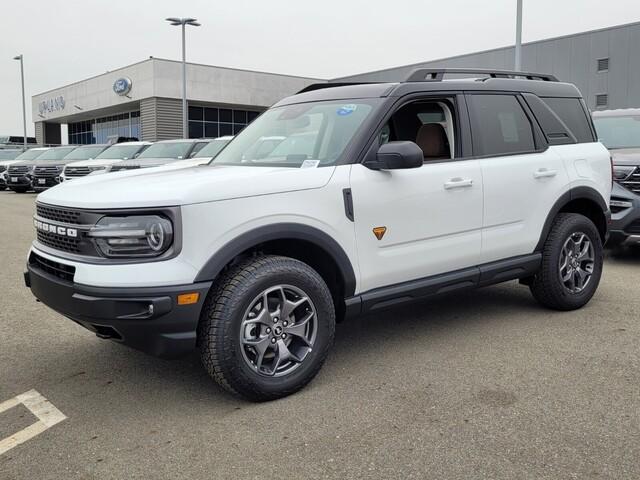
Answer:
top-left (530, 213), bottom-right (603, 311)
top-left (198, 255), bottom-right (335, 401)
top-left (10, 187), bottom-right (28, 193)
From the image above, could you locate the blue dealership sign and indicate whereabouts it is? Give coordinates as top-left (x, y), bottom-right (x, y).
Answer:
top-left (113, 77), bottom-right (132, 96)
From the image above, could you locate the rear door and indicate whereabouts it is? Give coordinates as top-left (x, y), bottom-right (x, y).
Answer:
top-left (466, 93), bottom-right (570, 263)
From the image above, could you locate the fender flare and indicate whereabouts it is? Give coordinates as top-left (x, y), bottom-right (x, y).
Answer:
top-left (193, 223), bottom-right (357, 297)
top-left (535, 186), bottom-right (609, 251)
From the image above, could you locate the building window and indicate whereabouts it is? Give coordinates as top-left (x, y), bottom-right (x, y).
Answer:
top-left (595, 94), bottom-right (608, 109)
top-left (68, 111), bottom-right (141, 145)
top-left (188, 106), bottom-right (261, 139)
top-left (597, 58), bottom-right (609, 72)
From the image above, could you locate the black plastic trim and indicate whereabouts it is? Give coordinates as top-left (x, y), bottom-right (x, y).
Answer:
top-left (25, 264), bottom-right (212, 358)
top-left (534, 186), bottom-right (609, 251)
top-left (342, 188), bottom-right (354, 222)
top-left (194, 223), bottom-right (357, 297)
top-left (346, 253), bottom-right (541, 316)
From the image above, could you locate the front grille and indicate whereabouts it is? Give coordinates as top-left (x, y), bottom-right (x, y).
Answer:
top-left (29, 252), bottom-right (75, 283)
top-left (626, 220), bottom-right (640, 235)
top-left (33, 166), bottom-right (60, 178)
top-left (110, 164), bottom-right (139, 172)
top-left (36, 204), bottom-right (81, 224)
top-left (8, 165), bottom-right (29, 175)
top-left (64, 166), bottom-right (91, 178)
top-left (619, 167), bottom-right (640, 194)
top-left (37, 229), bottom-right (81, 253)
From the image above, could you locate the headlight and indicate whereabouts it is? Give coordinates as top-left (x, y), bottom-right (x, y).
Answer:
top-left (0, 165), bottom-right (6, 173)
top-left (88, 215), bottom-right (173, 258)
top-left (613, 165), bottom-right (635, 181)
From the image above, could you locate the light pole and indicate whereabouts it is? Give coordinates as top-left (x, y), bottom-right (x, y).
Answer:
top-left (165, 17), bottom-right (201, 138)
top-left (13, 54), bottom-right (27, 150)
top-left (515, 0), bottom-right (523, 71)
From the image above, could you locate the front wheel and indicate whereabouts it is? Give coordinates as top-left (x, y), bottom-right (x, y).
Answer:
top-left (198, 255), bottom-right (335, 401)
top-left (530, 213), bottom-right (603, 311)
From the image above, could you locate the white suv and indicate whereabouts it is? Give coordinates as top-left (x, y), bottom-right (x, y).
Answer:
top-left (25, 69), bottom-right (611, 401)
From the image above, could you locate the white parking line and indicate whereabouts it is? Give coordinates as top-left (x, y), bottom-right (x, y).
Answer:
top-left (0, 390), bottom-right (67, 456)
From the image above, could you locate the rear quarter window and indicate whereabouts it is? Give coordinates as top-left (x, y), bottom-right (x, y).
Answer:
top-left (540, 97), bottom-right (595, 143)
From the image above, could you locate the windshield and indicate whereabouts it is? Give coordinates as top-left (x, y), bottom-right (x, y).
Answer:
top-left (96, 144), bottom-right (146, 160)
top-left (15, 149), bottom-right (48, 161)
top-left (594, 115), bottom-right (640, 149)
top-left (63, 145), bottom-right (106, 160)
top-left (0, 150), bottom-right (22, 160)
top-left (137, 142), bottom-right (193, 159)
top-left (211, 100), bottom-right (378, 167)
top-left (195, 138), bottom-right (232, 158)
top-left (37, 147), bottom-right (77, 161)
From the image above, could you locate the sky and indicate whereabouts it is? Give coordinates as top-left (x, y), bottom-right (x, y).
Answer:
top-left (1, 0), bottom-right (639, 136)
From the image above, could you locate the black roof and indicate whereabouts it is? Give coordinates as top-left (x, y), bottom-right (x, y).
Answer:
top-left (275, 68), bottom-right (582, 107)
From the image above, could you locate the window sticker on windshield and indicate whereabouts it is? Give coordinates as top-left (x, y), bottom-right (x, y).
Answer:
top-left (300, 160), bottom-right (320, 169)
top-left (337, 104), bottom-right (357, 116)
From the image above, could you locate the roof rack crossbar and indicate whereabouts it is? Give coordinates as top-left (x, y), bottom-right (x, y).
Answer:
top-left (405, 68), bottom-right (558, 83)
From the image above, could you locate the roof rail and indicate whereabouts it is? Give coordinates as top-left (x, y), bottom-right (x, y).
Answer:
top-left (297, 82), bottom-right (380, 94)
top-left (405, 68), bottom-right (558, 82)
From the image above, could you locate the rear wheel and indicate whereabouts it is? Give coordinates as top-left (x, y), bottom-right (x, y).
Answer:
top-left (198, 255), bottom-right (335, 401)
top-left (530, 213), bottom-right (603, 310)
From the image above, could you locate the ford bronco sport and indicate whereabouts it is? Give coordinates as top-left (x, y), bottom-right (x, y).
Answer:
top-left (25, 69), bottom-right (611, 401)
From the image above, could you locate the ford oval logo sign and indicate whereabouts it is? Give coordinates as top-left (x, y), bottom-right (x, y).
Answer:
top-left (113, 77), bottom-right (132, 96)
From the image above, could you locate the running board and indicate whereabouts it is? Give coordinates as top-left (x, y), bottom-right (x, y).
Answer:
top-left (344, 253), bottom-right (541, 316)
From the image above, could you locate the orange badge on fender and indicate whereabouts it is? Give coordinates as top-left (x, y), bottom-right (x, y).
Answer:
top-left (373, 226), bottom-right (387, 240)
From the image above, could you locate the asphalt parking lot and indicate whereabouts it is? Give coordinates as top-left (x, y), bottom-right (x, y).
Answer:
top-left (0, 191), bottom-right (639, 480)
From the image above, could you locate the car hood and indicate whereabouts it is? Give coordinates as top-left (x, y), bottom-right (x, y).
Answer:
top-left (65, 158), bottom-right (127, 168)
top-left (34, 158), bottom-right (86, 167)
top-left (610, 148), bottom-right (640, 166)
top-left (114, 157), bottom-right (180, 168)
top-left (0, 159), bottom-right (24, 168)
top-left (37, 164), bottom-right (336, 209)
top-left (6, 161), bottom-right (35, 169)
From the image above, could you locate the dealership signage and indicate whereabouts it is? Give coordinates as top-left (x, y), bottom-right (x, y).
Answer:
top-left (113, 77), bottom-right (132, 96)
top-left (38, 96), bottom-right (65, 115)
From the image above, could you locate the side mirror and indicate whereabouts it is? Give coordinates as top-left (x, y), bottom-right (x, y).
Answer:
top-left (364, 141), bottom-right (423, 170)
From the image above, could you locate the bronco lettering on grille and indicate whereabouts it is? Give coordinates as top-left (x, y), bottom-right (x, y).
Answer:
top-left (33, 219), bottom-right (78, 238)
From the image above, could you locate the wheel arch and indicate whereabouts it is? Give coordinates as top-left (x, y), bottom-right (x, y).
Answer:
top-left (535, 186), bottom-right (609, 251)
top-left (194, 223), bottom-right (357, 303)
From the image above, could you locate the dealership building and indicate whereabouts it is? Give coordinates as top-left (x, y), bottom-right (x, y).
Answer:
top-left (31, 57), bottom-right (321, 145)
top-left (32, 21), bottom-right (640, 145)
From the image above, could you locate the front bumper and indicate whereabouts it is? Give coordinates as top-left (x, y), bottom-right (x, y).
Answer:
top-left (610, 183), bottom-right (640, 244)
top-left (25, 256), bottom-right (212, 358)
top-left (32, 175), bottom-right (60, 190)
top-left (7, 175), bottom-right (31, 188)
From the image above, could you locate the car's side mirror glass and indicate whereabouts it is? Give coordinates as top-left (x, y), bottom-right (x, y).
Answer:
top-left (364, 141), bottom-right (423, 170)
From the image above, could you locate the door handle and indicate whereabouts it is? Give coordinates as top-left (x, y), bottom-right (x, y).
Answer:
top-left (533, 168), bottom-right (558, 179)
top-left (444, 178), bottom-right (473, 190)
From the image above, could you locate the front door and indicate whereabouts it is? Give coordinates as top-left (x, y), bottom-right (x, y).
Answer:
top-left (349, 97), bottom-right (483, 294)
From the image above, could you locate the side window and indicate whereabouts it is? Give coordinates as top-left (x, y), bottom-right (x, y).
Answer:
top-left (189, 142), bottom-right (208, 158)
top-left (468, 94), bottom-right (536, 156)
top-left (540, 97), bottom-right (595, 143)
top-left (378, 99), bottom-right (457, 160)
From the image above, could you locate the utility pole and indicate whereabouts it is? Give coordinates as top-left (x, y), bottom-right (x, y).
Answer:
top-left (515, 0), bottom-right (523, 71)
top-left (13, 54), bottom-right (27, 150)
top-left (166, 17), bottom-right (201, 138)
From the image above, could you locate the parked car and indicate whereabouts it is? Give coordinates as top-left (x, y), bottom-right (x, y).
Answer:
top-left (108, 139), bottom-right (211, 172)
top-left (0, 150), bottom-right (25, 190)
top-left (62, 142), bottom-right (151, 181)
top-left (592, 108), bottom-right (640, 246)
top-left (25, 68), bottom-right (611, 401)
top-left (6, 147), bottom-right (51, 193)
top-left (32, 145), bottom-right (108, 192)
top-left (164, 136), bottom-right (233, 168)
